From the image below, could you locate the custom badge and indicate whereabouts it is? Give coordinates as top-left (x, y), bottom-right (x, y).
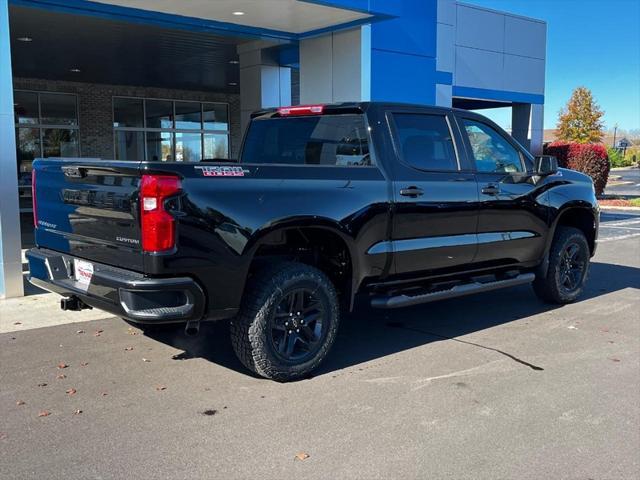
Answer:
top-left (195, 166), bottom-right (249, 177)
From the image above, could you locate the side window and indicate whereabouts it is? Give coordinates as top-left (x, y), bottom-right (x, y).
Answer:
top-left (393, 113), bottom-right (458, 171)
top-left (462, 119), bottom-right (523, 173)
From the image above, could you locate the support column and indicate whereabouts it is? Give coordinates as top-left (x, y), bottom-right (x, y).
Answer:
top-left (299, 26), bottom-right (371, 105)
top-left (0, 0), bottom-right (24, 298)
top-left (238, 40), bottom-right (292, 134)
top-left (511, 103), bottom-right (532, 150)
top-left (529, 104), bottom-right (544, 155)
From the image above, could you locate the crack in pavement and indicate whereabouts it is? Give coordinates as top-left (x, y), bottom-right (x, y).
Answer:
top-left (386, 321), bottom-right (544, 371)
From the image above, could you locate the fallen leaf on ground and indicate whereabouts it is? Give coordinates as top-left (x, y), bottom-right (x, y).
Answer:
top-left (101, 392), bottom-right (108, 396)
top-left (294, 452), bottom-right (310, 461)
top-left (13, 322), bottom-right (22, 325)
top-left (57, 363), bottom-right (68, 369)
top-left (37, 382), bottom-right (48, 387)
top-left (16, 400), bottom-right (25, 406)
top-left (124, 347), bottom-right (133, 351)
top-left (609, 357), bottom-right (621, 363)
top-left (56, 374), bottom-right (66, 379)
top-left (80, 362), bottom-right (89, 367)
top-left (202, 409), bottom-right (217, 416)
top-left (76, 330), bottom-right (85, 334)
top-left (38, 410), bottom-right (50, 417)
top-left (94, 329), bottom-right (103, 337)
top-left (127, 328), bottom-right (138, 336)
top-left (73, 409), bottom-right (82, 415)
top-left (142, 358), bottom-right (150, 362)
top-left (66, 388), bottom-right (77, 396)
top-left (155, 385), bottom-right (166, 391)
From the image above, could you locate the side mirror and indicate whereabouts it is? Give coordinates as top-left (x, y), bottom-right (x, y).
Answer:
top-left (534, 155), bottom-right (558, 176)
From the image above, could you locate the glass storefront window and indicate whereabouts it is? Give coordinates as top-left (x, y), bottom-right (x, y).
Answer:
top-left (203, 103), bottom-right (229, 131)
top-left (175, 102), bottom-right (202, 130)
top-left (175, 132), bottom-right (202, 162)
top-left (204, 133), bottom-right (229, 160)
top-left (145, 99), bottom-right (173, 129)
top-left (13, 91), bottom-right (80, 212)
top-left (14, 91), bottom-right (39, 125)
top-left (40, 93), bottom-right (78, 125)
top-left (42, 129), bottom-right (79, 157)
top-left (113, 98), bottom-right (144, 128)
top-left (114, 97), bottom-right (230, 161)
top-left (115, 130), bottom-right (145, 161)
top-left (147, 131), bottom-right (173, 162)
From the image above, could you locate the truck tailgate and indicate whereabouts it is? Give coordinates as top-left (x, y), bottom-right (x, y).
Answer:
top-left (32, 159), bottom-right (144, 271)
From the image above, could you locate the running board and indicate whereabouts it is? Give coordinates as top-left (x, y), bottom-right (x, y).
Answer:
top-left (370, 273), bottom-right (536, 309)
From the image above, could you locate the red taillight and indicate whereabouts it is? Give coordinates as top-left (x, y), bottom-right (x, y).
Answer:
top-left (31, 170), bottom-right (38, 227)
top-left (277, 104), bottom-right (324, 116)
top-left (140, 174), bottom-right (181, 252)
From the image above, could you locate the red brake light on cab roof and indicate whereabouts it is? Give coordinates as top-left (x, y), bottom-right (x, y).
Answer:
top-left (277, 104), bottom-right (324, 116)
top-left (31, 170), bottom-right (38, 227)
top-left (140, 174), bottom-right (181, 252)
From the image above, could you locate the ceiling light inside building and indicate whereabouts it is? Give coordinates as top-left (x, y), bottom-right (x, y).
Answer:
top-left (70, 68), bottom-right (81, 73)
top-left (232, 11), bottom-right (245, 16)
top-left (228, 82), bottom-right (238, 86)
top-left (17, 36), bottom-right (33, 42)
top-left (229, 60), bottom-right (239, 64)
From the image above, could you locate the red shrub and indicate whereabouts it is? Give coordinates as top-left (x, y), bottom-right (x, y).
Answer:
top-left (543, 141), bottom-right (609, 196)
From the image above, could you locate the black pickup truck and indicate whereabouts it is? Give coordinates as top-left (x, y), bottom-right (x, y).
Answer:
top-left (27, 102), bottom-right (599, 381)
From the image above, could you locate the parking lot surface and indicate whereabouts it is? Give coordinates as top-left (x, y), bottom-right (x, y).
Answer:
top-left (1, 211), bottom-right (639, 480)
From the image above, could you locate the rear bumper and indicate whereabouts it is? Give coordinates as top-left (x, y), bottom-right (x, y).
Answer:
top-left (26, 248), bottom-right (205, 324)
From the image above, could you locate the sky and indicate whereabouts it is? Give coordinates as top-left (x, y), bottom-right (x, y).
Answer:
top-left (464, 0), bottom-right (640, 133)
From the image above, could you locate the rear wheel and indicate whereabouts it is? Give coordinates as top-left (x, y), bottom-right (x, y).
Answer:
top-left (230, 262), bottom-right (340, 382)
top-left (533, 226), bottom-right (590, 304)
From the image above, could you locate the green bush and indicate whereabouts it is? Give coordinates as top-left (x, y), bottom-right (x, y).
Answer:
top-left (607, 147), bottom-right (633, 168)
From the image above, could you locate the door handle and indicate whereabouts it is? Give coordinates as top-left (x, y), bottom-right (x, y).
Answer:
top-left (399, 186), bottom-right (424, 198)
top-left (481, 184), bottom-right (500, 195)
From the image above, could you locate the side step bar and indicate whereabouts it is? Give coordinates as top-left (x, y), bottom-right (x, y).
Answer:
top-left (371, 273), bottom-right (536, 309)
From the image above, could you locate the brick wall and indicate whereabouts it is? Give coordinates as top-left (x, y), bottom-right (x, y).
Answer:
top-left (13, 77), bottom-right (242, 159)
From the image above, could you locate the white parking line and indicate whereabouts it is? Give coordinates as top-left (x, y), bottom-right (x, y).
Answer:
top-left (601, 219), bottom-right (640, 227)
top-left (598, 232), bottom-right (640, 243)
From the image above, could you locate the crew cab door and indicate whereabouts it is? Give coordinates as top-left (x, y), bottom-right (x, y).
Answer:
top-left (456, 114), bottom-right (548, 266)
top-left (385, 108), bottom-right (478, 277)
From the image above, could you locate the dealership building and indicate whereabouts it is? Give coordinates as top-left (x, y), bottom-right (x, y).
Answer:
top-left (0, 0), bottom-right (546, 297)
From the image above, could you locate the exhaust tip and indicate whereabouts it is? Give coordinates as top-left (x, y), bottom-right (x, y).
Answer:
top-left (184, 320), bottom-right (200, 337)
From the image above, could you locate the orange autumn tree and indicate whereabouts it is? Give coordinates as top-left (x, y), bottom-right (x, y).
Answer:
top-left (557, 87), bottom-right (605, 143)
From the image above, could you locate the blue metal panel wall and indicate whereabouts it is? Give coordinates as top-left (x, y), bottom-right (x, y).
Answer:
top-left (369, 0), bottom-right (437, 103)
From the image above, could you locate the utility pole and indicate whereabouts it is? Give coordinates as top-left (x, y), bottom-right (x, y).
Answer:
top-left (612, 123), bottom-right (618, 148)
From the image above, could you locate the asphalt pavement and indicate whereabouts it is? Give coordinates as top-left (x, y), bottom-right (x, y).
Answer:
top-left (1, 211), bottom-right (639, 479)
top-left (606, 167), bottom-right (640, 197)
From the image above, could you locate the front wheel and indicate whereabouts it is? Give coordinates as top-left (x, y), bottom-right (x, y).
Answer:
top-left (533, 226), bottom-right (591, 304)
top-left (230, 262), bottom-right (340, 382)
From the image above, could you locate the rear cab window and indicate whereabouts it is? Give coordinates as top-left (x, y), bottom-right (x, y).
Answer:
top-left (241, 114), bottom-right (372, 166)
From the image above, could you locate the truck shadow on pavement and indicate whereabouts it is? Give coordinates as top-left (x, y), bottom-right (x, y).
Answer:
top-left (146, 261), bottom-right (640, 379)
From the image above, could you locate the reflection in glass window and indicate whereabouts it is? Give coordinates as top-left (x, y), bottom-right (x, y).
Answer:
top-left (175, 132), bottom-right (202, 162)
top-left (16, 128), bottom-right (40, 185)
top-left (42, 129), bottom-right (79, 157)
top-left (203, 134), bottom-right (229, 160)
top-left (115, 130), bottom-right (145, 161)
top-left (203, 103), bottom-right (229, 131)
top-left (40, 93), bottom-right (78, 125)
top-left (175, 102), bottom-right (202, 130)
top-left (113, 98), bottom-right (144, 127)
top-left (145, 99), bottom-right (173, 129)
top-left (463, 120), bottom-right (523, 173)
top-left (147, 131), bottom-right (173, 162)
top-left (13, 91), bottom-right (39, 124)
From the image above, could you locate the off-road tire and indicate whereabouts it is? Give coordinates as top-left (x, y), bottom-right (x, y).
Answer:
top-left (533, 226), bottom-right (590, 304)
top-left (230, 262), bottom-right (340, 382)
